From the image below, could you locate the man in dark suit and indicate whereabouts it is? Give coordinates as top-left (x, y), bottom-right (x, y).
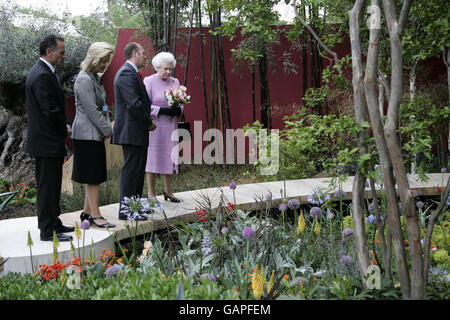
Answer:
top-left (26, 34), bottom-right (74, 241)
top-left (111, 42), bottom-right (157, 220)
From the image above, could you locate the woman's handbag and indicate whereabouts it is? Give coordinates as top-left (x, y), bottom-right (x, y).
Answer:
top-left (177, 114), bottom-right (191, 141)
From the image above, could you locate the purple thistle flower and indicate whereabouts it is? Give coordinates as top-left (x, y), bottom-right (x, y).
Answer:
top-left (279, 203), bottom-right (288, 212)
top-left (242, 226), bottom-right (255, 239)
top-left (80, 220), bottom-right (90, 229)
top-left (342, 228), bottom-right (354, 238)
top-left (340, 255), bottom-right (354, 267)
top-left (416, 201), bottom-right (424, 209)
top-left (221, 227), bottom-right (229, 234)
top-left (368, 202), bottom-right (375, 212)
top-left (287, 199), bottom-right (300, 210)
top-left (105, 265), bottom-right (121, 278)
top-left (265, 193), bottom-right (272, 200)
top-left (441, 168), bottom-right (447, 173)
top-left (309, 206), bottom-right (322, 219)
top-left (229, 182), bottom-right (237, 190)
top-left (411, 189), bottom-right (419, 197)
top-left (200, 273), bottom-right (217, 282)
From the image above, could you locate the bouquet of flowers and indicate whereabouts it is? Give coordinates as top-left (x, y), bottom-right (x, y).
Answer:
top-left (164, 85), bottom-right (191, 108)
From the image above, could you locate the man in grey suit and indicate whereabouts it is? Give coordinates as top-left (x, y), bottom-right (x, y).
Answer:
top-left (111, 42), bottom-right (157, 220)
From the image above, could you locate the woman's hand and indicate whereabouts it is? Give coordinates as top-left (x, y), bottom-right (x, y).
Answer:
top-left (149, 120), bottom-right (157, 131)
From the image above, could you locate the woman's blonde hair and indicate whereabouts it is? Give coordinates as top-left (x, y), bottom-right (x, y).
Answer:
top-left (80, 42), bottom-right (114, 72)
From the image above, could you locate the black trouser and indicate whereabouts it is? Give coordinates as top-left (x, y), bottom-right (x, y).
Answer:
top-left (35, 157), bottom-right (64, 238)
top-left (119, 144), bottom-right (148, 213)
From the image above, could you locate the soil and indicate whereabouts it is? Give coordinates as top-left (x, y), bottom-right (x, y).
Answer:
top-left (0, 203), bottom-right (36, 220)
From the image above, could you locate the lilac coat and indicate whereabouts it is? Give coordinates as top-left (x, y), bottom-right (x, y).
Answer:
top-left (144, 74), bottom-right (184, 174)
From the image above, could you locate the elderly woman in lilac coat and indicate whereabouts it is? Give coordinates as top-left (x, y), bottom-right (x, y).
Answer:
top-left (143, 52), bottom-right (183, 203)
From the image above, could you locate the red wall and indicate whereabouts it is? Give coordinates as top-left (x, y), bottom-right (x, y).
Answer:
top-left (101, 26), bottom-right (352, 131)
top-left (65, 26), bottom-right (446, 156)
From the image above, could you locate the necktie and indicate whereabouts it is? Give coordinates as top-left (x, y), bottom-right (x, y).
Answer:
top-left (54, 72), bottom-right (61, 84)
top-left (138, 72), bottom-right (144, 81)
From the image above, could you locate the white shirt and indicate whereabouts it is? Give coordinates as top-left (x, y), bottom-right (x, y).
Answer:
top-left (39, 57), bottom-right (56, 74)
top-left (126, 61), bottom-right (139, 73)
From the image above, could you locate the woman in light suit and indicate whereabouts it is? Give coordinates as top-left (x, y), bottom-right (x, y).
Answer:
top-left (71, 42), bottom-right (115, 228)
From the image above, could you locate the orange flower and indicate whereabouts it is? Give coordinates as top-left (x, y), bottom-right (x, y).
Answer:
top-left (9, 185), bottom-right (13, 192)
top-left (117, 258), bottom-right (124, 263)
top-left (313, 277), bottom-right (317, 282)
top-left (371, 252), bottom-right (376, 257)
top-left (283, 274), bottom-right (289, 280)
top-left (107, 264), bottom-right (112, 268)
top-left (84, 259), bottom-right (90, 264)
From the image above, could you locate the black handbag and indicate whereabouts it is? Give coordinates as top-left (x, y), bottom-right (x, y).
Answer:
top-left (177, 114), bottom-right (191, 141)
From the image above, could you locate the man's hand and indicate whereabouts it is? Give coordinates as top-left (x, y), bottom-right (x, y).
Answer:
top-left (66, 124), bottom-right (72, 138)
top-left (149, 120), bottom-right (157, 131)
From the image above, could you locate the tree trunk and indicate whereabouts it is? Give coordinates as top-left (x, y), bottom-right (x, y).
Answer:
top-left (183, 0), bottom-right (195, 87)
top-left (382, 0), bottom-right (422, 299)
top-left (172, 0), bottom-right (179, 77)
top-left (443, 48), bottom-right (450, 155)
top-left (197, 0), bottom-right (209, 129)
top-left (409, 62), bottom-right (417, 173)
top-left (348, 0), bottom-right (371, 285)
top-left (216, 7), bottom-right (231, 129)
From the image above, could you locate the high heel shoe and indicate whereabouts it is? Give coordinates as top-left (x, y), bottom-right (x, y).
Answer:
top-left (90, 216), bottom-right (116, 229)
top-left (164, 191), bottom-right (180, 203)
top-left (80, 212), bottom-right (90, 221)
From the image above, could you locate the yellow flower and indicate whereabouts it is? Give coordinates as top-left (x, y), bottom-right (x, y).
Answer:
top-left (314, 216), bottom-right (321, 235)
top-left (27, 231), bottom-right (33, 247)
top-left (52, 230), bottom-right (59, 248)
top-left (297, 210), bottom-right (306, 235)
top-left (159, 271), bottom-right (168, 281)
top-left (251, 264), bottom-right (267, 300)
top-left (267, 270), bottom-right (276, 295)
top-left (74, 221), bottom-right (81, 240)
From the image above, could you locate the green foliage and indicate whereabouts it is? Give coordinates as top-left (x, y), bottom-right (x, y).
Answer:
top-left (403, 0), bottom-right (450, 65)
top-left (0, 4), bottom-right (90, 85)
top-left (0, 177), bottom-right (36, 208)
top-left (399, 88), bottom-right (450, 173)
top-left (72, 3), bottom-right (145, 46)
top-left (244, 109), bottom-right (375, 182)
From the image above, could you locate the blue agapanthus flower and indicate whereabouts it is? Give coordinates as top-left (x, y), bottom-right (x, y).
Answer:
top-left (366, 214), bottom-right (376, 224)
top-left (307, 187), bottom-right (325, 205)
top-left (120, 196), bottom-right (153, 221)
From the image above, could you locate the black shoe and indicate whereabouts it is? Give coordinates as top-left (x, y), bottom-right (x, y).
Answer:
top-left (164, 191), bottom-right (180, 203)
top-left (91, 216), bottom-right (116, 228)
top-left (80, 212), bottom-right (90, 222)
top-left (55, 224), bottom-right (75, 233)
top-left (40, 233), bottom-right (73, 242)
top-left (118, 213), bottom-right (148, 221)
